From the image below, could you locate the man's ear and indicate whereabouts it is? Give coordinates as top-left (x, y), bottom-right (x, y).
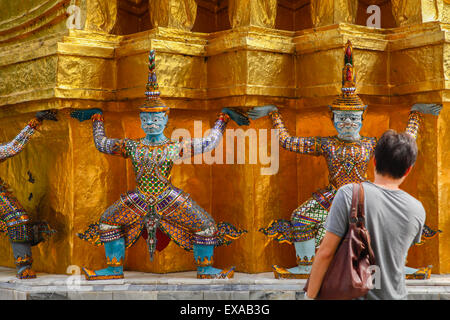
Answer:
top-left (403, 165), bottom-right (413, 178)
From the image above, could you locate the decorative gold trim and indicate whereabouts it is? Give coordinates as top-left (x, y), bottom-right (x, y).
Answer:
top-left (405, 266), bottom-right (432, 280)
top-left (195, 256), bottom-right (213, 267)
top-left (197, 267), bottom-right (235, 279)
top-left (272, 265), bottom-right (310, 279)
top-left (296, 255), bottom-right (314, 266)
top-left (15, 254), bottom-right (33, 267)
top-left (139, 106), bottom-right (170, 113)
top-left (81, 267), bottom-right (124, 281)
top-left (17, 267), bottom-right (36, 279)
top-left (106, 256), bottom-right (123, 267)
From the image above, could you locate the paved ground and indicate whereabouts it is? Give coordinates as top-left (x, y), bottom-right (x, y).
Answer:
top-left (0, 267), bottom-right (449, 300)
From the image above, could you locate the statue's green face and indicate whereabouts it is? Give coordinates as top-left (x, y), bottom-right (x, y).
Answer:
top-left (140, 112), bottom-right (168, 136)
top-left (333, 110), bottom-right (363, 141)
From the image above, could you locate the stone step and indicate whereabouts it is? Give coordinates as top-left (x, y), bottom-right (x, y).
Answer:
top-left (0, 267), bottom-right (449, 300)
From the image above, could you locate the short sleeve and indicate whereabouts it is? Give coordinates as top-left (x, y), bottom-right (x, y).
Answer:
top-left (413, 205), bottom-right (426, 245)
top-left (324, 185), bottom-right (353, 238)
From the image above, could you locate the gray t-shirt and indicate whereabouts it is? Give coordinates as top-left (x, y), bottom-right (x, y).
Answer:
top-left (324, 181), bottom-right (425, 300)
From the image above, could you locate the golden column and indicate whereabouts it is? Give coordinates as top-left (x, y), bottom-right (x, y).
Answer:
top-left (85, 0), bottom-right (118, 33)
top-left (148, 0), bottom-right (197, 30)
top-left (228, 0), bottom-right (277, 28)
top-left (390, 0), bottom-right (446, 26)
top-left (311, 0), bottom-right (359, 27)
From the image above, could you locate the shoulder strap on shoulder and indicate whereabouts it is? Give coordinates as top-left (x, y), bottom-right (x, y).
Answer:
top-left (357, 183), bottom-right (365, 227)
top-left (350, 183), bottom-right (359, 221)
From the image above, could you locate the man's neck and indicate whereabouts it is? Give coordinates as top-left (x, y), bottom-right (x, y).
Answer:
top-left (373, 173), bottom-right (403, 190)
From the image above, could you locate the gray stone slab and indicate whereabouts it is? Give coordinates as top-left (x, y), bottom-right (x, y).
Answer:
top-left (67, 291), bottom-right (113, 300)
top-left (204, 291), bottom-right (233, 300)
top-left (157, 291), bottom-right (204, 300)
top-left (295, 291), bottom-right (306, 300)
top-left (13, 290), bottom-right (27, 300)
top-left (439, 293), bottom-right (450, 300)
top-left (113, 291), bottom-right (158, 300)
top-left (28, 292), bottom-right (69, 300)
top-left (251, 284), bottom-right (305, 291)
top-left (231, 291), bottom-right (250, 300)
top-left (407, 286), bottom-right (431, 293)
top-left (203, 290), bottom-right (251, 300)
top-left (407, 293), bottom-right (440, 300)
top-left (0, 288), bottom-right (14, 300)
top-left (249, 291), bottom-right (296, 300)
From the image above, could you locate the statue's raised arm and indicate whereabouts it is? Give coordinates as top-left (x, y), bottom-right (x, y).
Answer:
top-left (0, 110), bottom-right (57, 162)
top-left (71, 108), bottom-right (131, 158)
top-left (404, 103), bottom-right (442, 139)
top-left (248, 105), bottom-right (322, 155)
top-left (169, 107), bottom-right (249, 161)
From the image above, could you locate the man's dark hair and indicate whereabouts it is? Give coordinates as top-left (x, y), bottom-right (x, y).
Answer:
top-left (374, 129), bottom-right (418, 179)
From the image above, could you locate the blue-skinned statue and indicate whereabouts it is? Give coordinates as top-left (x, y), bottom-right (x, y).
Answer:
top-left (250, 41), bottom-right (441, 280)
top-left (71, 50), bottom-right (247, 280)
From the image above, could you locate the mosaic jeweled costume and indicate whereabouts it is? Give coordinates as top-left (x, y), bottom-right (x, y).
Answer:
top-left (0, 111), bottom-right (56, 279)
top-left (75, 50), bottom-right (247, 280)
top-left (254, 41), bottom-right (440, 280)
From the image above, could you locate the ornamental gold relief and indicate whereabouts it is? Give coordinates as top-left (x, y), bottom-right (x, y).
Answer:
top-left (228, 0), bottom-right (277, 28)
top-left (148, 0), bottom-right (197, 30)
top-left (85, 0), bottom-right (118, 33)
top-left (310, 0), bottom-right (358, 27)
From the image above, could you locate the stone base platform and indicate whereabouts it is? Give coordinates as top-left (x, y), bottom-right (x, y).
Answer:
top-left (0, 267), bottom-right (449, 300)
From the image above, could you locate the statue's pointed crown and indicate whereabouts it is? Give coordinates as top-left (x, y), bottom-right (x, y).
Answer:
top-left (329, 40), bottom-right (367, 112)
top-left (140, 49), bottom-right (169, 113)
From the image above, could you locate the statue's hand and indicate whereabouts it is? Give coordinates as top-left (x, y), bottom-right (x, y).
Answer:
top-left (411, 103), bottom-right (442, 116)
top-left (248, 105), bottom-right (278, 120)
top-left (222, 107), bottom-right (250, 126)
top-left (36, 110), bottom-right (58, 122)
top-left (70, 108), bottom-right (103, 122)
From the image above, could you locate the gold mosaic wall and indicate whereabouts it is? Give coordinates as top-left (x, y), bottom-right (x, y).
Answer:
top-left (0, 0), bottom-right (449, 274)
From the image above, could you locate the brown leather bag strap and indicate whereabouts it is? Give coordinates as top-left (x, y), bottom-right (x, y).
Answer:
top-left (350, 183), bottom-right (359, 223)
top-left (357, 183), bottom-right (366, 227)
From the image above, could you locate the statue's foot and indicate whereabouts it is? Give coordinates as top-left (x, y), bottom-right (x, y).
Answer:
top-left (82, 266), bottom-right (124, 281)
top-left (197, 266), bottom-right (235, 279)
top-left (273, 265), bottom-right (310, 279)
top-left (17, 267), bottom-right (36, 279)
top-left (405, 265), bottom-right (432, 280)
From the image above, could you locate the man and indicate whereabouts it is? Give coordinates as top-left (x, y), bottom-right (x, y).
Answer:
top-left (306, 129), bottom-right (426, 300)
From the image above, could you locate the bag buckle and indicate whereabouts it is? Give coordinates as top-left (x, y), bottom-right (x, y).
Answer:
top-left (350, 216), bottom-right (364, 224)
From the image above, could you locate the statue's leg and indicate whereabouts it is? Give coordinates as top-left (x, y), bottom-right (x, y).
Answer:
top-left (0, 190), bottom-right (36, 279)
top-left (79, 200), bottom-right (135, 281)
top-left (272, 197), bottom-right (327, 279)
top-left (10, 238), bottom-right (35, 279)
top-left (193, 242), bottom-right (234, 279)
top-left (162, 198), bottom-right (235, 279)
top-left (81, 224), bottom-right (125, 280)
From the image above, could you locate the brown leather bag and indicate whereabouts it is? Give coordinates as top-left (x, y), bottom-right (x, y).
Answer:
top-left (304, 183), bottom-right (376, 300)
